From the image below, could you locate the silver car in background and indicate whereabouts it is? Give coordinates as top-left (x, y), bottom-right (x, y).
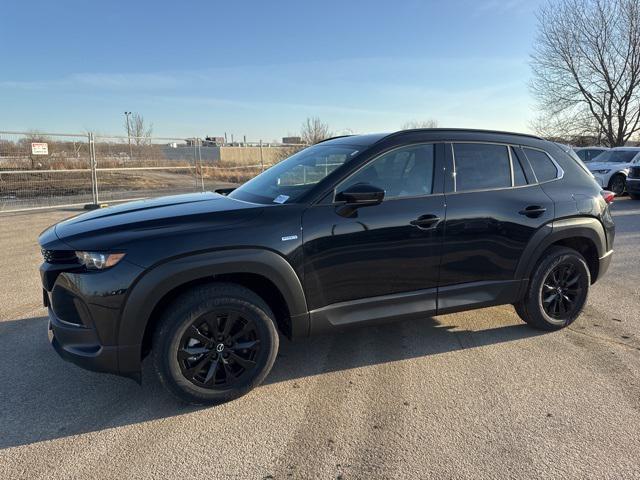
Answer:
top-left (573, 146), bottom-right (609, 163)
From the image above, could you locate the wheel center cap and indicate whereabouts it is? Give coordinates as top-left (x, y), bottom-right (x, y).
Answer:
top-left (556, 287), bottom-right (563, 294)
top-left (216, 343), bottom-right (225, 353)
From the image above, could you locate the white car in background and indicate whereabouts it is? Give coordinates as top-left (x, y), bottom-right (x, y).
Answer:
top-left (588, 147), bottom-right (640, 195)
top-left (573, 146), bottom-right (609, 163)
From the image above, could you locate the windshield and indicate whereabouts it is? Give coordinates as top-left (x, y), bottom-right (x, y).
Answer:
top-left (592, 150), bottom-right (639, 163)
top-left (228, 144), bottom-right (360, 204)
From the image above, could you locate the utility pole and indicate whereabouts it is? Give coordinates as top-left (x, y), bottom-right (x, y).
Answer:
top-left (124, 111), bottom-right (133, 161)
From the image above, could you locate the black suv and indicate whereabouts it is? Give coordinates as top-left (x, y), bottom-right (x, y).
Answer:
top-left (39, 129), bottom-right (615, 404)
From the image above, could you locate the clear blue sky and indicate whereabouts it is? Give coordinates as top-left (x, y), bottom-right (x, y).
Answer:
top-left (1, 0), bottom-right (544, 140)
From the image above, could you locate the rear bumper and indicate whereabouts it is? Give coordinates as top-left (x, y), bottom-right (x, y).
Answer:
top-left (626, 178), bottom-right (640, 194)
top-left (597, 250), bottom-right (614, 281)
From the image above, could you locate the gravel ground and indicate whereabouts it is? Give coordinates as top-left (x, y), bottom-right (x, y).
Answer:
top-left (0, 199), bottom-right (639, 479)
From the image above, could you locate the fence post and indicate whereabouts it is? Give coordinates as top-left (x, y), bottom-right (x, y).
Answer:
top-left (84, 132), bottom-right (101, 210)
top-left (259, 139), bottom-right (264, 172)
top-left (197, 138), bottom-right (205, 192)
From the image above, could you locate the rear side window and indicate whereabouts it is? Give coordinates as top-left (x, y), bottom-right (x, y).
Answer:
top-left (523, 148), bottom-right (558, 182)
top-left (453, 143), bottom-right (511, 192)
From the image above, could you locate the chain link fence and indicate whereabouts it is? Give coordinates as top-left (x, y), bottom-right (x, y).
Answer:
top-left (0, 131), bottom-right (93, 211)
top-left (0, 131), bottom-right (306, 213)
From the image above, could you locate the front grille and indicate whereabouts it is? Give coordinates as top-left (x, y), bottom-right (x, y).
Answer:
top-left (629, 166), bottom-right (640, 178)
top-left (41, 249), bottom-right (78, 264)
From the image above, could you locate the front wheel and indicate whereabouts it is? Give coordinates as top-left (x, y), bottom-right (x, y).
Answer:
top-left (608, 173), bottom-right (626, 196)
top-left (152, 283), bottom-right (279, 405)
top-left (515, 246), bottom-right (590, 330)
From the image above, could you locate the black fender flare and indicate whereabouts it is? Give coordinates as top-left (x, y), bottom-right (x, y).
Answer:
top-left (116, 249), bottom-right (309, 374)
top-left (515, 216), bottom-right (607, 283)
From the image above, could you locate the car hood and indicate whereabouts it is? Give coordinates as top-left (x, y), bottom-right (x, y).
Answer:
top-left (51, 192), bottom-right (263, 250)
top-left (588, 161), bottom-right (631, 171)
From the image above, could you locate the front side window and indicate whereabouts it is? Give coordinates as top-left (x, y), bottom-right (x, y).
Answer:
top-left (336, 144), bottom-right (435, 199)
top-left (523, 148), bottom-right (558, 182)
top-left (229, 144), bottom-right (359, 204)
top-left (453, 143), bottom-right (511, 192)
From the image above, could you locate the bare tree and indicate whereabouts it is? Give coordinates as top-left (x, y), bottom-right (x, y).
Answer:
top-left (124, 112), bottom-right (153, 145)
top-left (401, 119), bottom-right (439, 129)
top-left (300, 117), bottom-right (332, 144)
top-left (531, 0), bottom-right (640, 146)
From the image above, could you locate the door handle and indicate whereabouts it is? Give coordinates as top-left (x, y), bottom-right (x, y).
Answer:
top-left (410, 214), bottom-right (440, 229)
top-left (519, 206), bottom-right (547, 218)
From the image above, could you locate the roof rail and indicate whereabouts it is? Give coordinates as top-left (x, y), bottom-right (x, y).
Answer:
top-left (384, 128), bottom-right (544, 142)
top-left (314, 134), bottom-right (355, 144)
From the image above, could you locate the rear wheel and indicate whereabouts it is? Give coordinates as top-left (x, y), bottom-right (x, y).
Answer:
top-left (515, 246), bottom-right (590, 330)
top-left (608, 173), bottom-right (626, 196)
top-left (152, 283), bottom-right (279, 405)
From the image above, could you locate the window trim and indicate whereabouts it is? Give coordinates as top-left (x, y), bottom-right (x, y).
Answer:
top-left (510, 146), bottom-right (533, 186)
top-left (332, 142), bottom-right (439, 203)
top-left (448, 141), bottom-right (564, 194)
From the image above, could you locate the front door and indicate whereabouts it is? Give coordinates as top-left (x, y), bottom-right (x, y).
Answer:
top-left (301, 143), bottom-right (446, 330)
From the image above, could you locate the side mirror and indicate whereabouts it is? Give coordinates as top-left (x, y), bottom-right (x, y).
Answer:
top-left (335, 183), bottom-right (385, 205)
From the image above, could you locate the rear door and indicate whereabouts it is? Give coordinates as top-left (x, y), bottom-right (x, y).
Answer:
top-left (438, 142), bottom-right (555, 311)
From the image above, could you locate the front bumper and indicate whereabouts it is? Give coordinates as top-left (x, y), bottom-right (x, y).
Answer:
top-left (626, 178), bottom-right (640, 194)
top-left (590, 173), bottom-right (608, 188)
top-left (41, 258), bottom-right (144, 381)
top-left (48, 306), bottom-right (120, 374)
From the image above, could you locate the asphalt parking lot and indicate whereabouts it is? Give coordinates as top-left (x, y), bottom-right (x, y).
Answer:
top-left (1, 199), bottom-right (639, 479)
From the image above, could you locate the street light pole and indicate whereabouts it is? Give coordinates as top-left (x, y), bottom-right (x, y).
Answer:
top-left (124, 111), bottom-right (133, 161)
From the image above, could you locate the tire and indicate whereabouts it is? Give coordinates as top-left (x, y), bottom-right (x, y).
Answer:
top-left (152, 282), bottom-right (279, 405)
top-left (514, 246), bottom-right (590, 331)
top-left (608, 173), bottom-right (626, 196)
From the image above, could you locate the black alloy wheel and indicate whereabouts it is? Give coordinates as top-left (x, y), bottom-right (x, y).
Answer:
top-left (514, 246), bottom-right (590, 331)
top-left (178, 309), bottom-right (261, 388)
top-left (153, 283), bottom-right (279, 405)
top-left (541, 263), bottom-right (583, 320)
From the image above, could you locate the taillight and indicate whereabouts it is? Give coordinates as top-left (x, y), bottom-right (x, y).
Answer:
top-left (601, 190), bottom-right (615, 204)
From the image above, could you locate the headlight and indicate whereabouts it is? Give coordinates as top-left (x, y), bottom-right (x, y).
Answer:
top-left (75, 251), bottom-right (126, 270)
top-left (591, 169), bottom-right (611, 174)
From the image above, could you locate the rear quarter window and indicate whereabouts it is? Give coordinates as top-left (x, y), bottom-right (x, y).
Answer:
top-left (523, 148), bottom-right (558, 183)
